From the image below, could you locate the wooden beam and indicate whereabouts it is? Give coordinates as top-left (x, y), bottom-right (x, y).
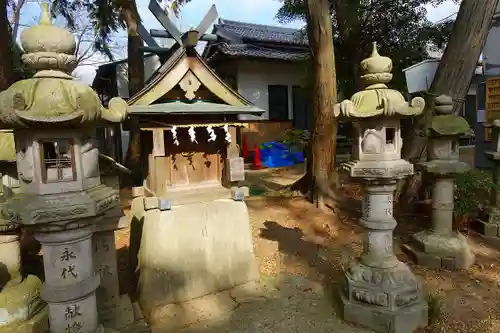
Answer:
top-left (150, 29), bottom-right (218, 42)
top-left (152, 129), bottom-right (165, 157)
top-left (130, 56), bottom-right (190, 106)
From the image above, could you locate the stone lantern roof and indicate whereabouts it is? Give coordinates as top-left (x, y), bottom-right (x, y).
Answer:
top-left (0, 2), bottom-right (127, 129)
top-left (429, 95), bottom-right (472, 136)
top-left (334, 42), bottom-right (425, 118)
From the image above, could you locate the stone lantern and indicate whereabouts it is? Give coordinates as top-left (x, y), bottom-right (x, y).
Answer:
top-left (334, 43), bottom-right (428, 333)
top-left (0, 3), bottom-right (128, 333)
top-left (472, 118), bottom-right (500, 245)
top-left (406, 95), bottom-right (475, 269)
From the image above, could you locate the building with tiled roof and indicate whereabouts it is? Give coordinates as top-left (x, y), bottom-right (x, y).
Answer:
top-left (201, 19), bottom-right (313, 148)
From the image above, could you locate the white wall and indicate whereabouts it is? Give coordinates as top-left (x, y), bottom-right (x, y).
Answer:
top-left (236, 59), bottom-right (306, 121)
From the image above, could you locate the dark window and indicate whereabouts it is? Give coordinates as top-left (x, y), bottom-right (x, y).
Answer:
top-left (40, 139), bottom-right (76, 183)
top-left (268, 85), bottom-right (289, 121)
top-left (386, 128), bottom-right (395, 144)
top-left (292, 86), bottom-right (312, 130)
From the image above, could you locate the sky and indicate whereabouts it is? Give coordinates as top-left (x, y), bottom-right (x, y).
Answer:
top-left (18, 0), bottom-right (460, 85)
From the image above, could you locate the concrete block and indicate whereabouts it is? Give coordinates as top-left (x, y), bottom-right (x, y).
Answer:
top-left (158, 199), bottom-right (171, 211)
top-left (441, 257), bottom-right (457, 270)
top-left (472, 219), bottom-right (499, 237)
top-left (143, 197), bottom-right (158, 211)
top-left (231, 186), bottom-right (249, 201)
top-left (132, 187), bottom-right (145, 198)
top-left (402, 244), bottom-right (442, 269)
top-left (137, 199), bottom-right (259, 319)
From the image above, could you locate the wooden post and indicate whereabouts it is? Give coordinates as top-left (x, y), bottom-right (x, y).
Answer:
top-left (224, 126), bottom-right (244, 187)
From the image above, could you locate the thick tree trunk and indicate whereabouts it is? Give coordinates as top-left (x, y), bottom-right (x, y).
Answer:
top-left (123, 8), bottom-right (145, 185)
top-left (0, 0), bottom-right (14, 90)
top-left (397, 0), bottom-right (499, 203)
top-left (303, 0), bottom-right (339, 211)
top-left (127, 34), bottom-right (145, 97)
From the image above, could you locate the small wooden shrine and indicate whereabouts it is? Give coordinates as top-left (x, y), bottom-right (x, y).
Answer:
top-left (127, 6), bottom-right (264, 323)
top-left (128, 31), bottom-right (263, 199)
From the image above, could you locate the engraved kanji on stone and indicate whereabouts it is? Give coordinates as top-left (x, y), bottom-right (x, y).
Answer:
top-left (65, 321), bottom-right (83, 333)
top-left (97, 264), bottom-right (112, 278)
top-left (61, 264), bottom-right (78, 279)
top-left (64, 304), bottom-right (82, 320)
top-left (94, 239), bottom-right (110, 253)
top-left (60, 247), bottom-right (76, 261)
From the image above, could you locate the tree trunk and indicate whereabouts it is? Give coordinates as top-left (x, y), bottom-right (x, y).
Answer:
top-left (397, 0), bottom-right (499, 203)
top-left (123, 7), bottom-right (145, 185)
top-left (0, 0), bottom-right (14, 90)
top-left (303, 0), bottom-right (339, 211)
top-left (127, 34), bottom-right (144, 97)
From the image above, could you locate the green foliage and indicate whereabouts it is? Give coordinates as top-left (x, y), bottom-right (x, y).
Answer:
top-left (276, 0), bottom-right (458, 97)
top-left (426, 291), bottom-right (445, 324)
top-left (281, 129), bottom-right (310, 151)
top-left (454, 169), bottom-right (500, 217)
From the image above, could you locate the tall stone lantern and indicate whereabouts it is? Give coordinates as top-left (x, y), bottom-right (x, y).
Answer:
top-left (334, 43), bottom-right (428, 333)
top-left (406, 95), bottom-right (475, 269)
top-left (0, 3), bottom-right (127, 333)
top-left (473, 118), bottom-right (500, 245)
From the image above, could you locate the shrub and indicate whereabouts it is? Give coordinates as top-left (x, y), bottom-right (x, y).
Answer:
top-left (281, 129), bottom-right (310, 153)
top-left (454, 169), bottom-right (500, 217)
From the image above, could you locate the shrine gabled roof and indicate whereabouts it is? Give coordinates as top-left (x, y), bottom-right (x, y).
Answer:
top-left (129, 101), bottom-right (263, 115)
top-left (127, 46), bottom-right (264, 117)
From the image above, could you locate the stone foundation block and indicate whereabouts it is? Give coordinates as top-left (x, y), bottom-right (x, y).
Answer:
top-left (402, 244), bottom-right (442, 269)
top-left (341, 292), bottom-right (428, 333)
top-left (136, 199), bottom-right (259, 321)
top-left (340, 261), bottom-right (428, 333)
top-left (143, 197), bottom-right (158, 211)
top-left (471, 219), bottom-right (499, 238)
top-left (405, 231), bottom-right (475, 270)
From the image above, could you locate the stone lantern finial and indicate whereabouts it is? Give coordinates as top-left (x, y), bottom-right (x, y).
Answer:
top-left (334, 42), bottom-right (424, 118)
top-left (359, 42), bottom-right (393, 88)
top-left (0, 1), bottom-right (127, 128)
top-left (20, 1), bottom-right (77, 77)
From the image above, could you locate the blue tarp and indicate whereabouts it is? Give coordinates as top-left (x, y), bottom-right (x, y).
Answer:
top-left (256, 141), bottom-right (305, 168)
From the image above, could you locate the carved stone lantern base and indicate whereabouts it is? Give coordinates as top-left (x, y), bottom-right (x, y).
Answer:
top-left (405, 164), bottom-right (475, 270)
top-left (339, 179), bottom-right (427, 333)
top-left (340, 261), bottom-right (427, 333)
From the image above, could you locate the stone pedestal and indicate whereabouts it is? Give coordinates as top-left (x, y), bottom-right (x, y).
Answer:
top-left (472, 152), bottom-right (500, 245)
top-left (0, 227), bottom-right (48, 333)
top-left (93, 208), bottom-right (134, 329)
top-left (405, 163), bottom-right (475, 270)
top-left (340, 180), bottom-right (427, 333)
top-left (36, 225), bottom-right (102, 333)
